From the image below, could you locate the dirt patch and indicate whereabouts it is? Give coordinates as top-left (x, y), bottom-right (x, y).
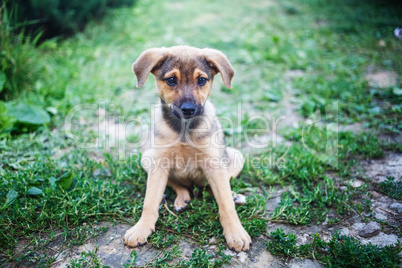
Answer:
top-left (284, 70), bottom-right (304, 79)
top-left (54, 223), bottom-right (160, 268)
top-left (361, 152), bottom-right (402, 183)
top-left (339, 123), bottom-right (363, 134)
top-left (279, 91), bottom-right (304, 129)
top-left (365, 71), bottom-right (398, 88)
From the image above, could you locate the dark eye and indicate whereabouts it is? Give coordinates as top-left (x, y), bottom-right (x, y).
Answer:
top-left (165, 77), bottom-right (177, 86)
top-left (197, 77), bottom-right (207, 86)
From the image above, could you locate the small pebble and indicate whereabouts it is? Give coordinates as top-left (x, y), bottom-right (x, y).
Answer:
top-left (183, 248), bottom-right (193, 257)
top-left (340, 228), bottom-right (349, 236)
top-left (352, 222), bottom-right (365, 230)
top-left (208, 245), bottom-right (217, 250)
top-left (237, 252), bottom-right (248, 263)
top-left (362, 232), bottom-right (399, 247)
top-left (370, 191), bottom-right (380, 198)
top-left (374, 211), bottom-right (387, 220)
top-left (208, 237), bottom-right (218, 244)
top-left (359, 222), bottom-right (381, 238)
top-left (389, 203), bottom-right (402, 214)
top-left (350, 179), bottom-right (363, 188)
top-left (223, 249), bottom-right (236, 256)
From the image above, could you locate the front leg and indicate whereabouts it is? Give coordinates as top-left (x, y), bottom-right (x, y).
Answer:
top-left (124, 167), bottom-right (168, 247)
top-left (206, 168), bottom-right (251, 252)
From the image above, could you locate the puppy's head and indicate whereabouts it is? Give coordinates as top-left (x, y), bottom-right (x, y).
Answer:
top-left (133, 46), bottom-right (235, 119)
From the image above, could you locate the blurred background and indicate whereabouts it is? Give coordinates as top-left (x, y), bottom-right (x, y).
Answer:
top-left (1, 0), bottom-right (401, 137)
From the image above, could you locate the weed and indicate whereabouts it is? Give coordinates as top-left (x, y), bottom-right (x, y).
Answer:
top-left (266, 228), bottom-right (298, 257)
top-left (67, 247), bottom-right (106, 268)
top-left (378, 177), bottom-right (402, 200)
top-left (342, 132), bottom-right (384, 159)
top-left (270, 177), bottom-right (370, 225)
top-left (123, 250), bottom-right (137, 268)
top-left (0, 4), bottom-right (43, 100)
top-left (180, 247), bottom-right (231, 268)
top-left (144, 245), bottom-right (182, 268)
top-left (267, 229), bottom-right (402, 267)
top-left (320, 235), bottom-right (401, 268)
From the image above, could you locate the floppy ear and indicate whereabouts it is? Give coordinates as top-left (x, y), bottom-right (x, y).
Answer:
top-left (132, 47), bottom-right (167, 87)
top-left (203, 48), bottom-right (235, 88)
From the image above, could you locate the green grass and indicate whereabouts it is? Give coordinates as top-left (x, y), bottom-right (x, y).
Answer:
top-left (67, 247), bottom-right (106, 268)
top-left (180, 247), bottom-right (232, 268)
top-left (0, 135), bottom-right (144, 265)
top-left (378, 177), bottom-right (402, 200)
top-left (119, 246), bottom-right (231, 268)
top-left (0, 131), bottom-right (266, 266)
top-left (1, 0), bottom-right (402, 266)
top-left (267, 228), bottom-right (402, 267)
top-left (270, 177), bottom-right (371, 225)
top-left (242, 128), bottom-right (380, 225)
top-left (0, 4), bottom-right (43, 100)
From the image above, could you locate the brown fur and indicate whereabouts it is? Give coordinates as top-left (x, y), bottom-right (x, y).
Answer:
top-left (124, 46), bottom-right (251, 252)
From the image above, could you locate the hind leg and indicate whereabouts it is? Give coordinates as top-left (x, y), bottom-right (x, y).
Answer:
top-left (206, 147), bottom-right (245, 201)
top-left (226, 147), bottom-right (244, 179)
top-left (167, 179), bottom-right (191, 212)
top-left (226, 147), bottom-right (246, 204)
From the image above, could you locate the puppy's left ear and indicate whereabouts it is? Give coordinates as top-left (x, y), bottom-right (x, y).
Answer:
top-left (133, 47), bottom-right (167, 87)
top-left (203, 49), bottom-right (235, 88)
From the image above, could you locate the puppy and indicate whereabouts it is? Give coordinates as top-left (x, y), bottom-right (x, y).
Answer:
top-left (124, 46), bottom-right (251, 252)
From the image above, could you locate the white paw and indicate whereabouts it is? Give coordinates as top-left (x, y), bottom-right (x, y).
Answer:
top-left (232, 191), bottom-right (246, 205)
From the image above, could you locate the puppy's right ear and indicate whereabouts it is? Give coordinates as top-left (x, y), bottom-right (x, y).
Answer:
top-left (133, 48), bottom-right (167, 88)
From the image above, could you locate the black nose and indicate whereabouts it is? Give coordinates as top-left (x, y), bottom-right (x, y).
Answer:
top-left (180, 102), bottom-right (196, 117)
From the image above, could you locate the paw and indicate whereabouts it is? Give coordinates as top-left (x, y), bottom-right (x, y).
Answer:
top-left (232, 191), bottom-right (246, 205)
top-left (224, 226), bottom-right (251, 252)
top-left (124, 221), bottom-right (154, 247)
top-left (174, 193), bottom-right (191, 212)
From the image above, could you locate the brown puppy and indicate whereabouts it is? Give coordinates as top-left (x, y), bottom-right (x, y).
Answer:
top-left (124, 46), bottom-right (251, 252)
